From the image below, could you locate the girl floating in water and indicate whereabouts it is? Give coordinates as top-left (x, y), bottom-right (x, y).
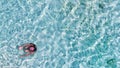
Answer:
top-left (18, 43), bottom-right (37, 57)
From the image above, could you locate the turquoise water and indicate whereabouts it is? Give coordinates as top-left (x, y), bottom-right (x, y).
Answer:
top-left (0, 0), bottom-right (120, 68)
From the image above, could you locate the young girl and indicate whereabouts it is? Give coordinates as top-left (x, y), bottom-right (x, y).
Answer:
top-left (18, 43), bottom-right (37, 57)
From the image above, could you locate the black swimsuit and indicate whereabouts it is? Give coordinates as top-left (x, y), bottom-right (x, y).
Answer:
top-left (28, 46), bottom-right (37, 52)
top-left (24, 43), bottom-right (37, 52)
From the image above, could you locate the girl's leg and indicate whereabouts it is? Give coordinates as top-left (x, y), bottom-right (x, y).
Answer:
top-left (20, 52), bottom-right (34, 58)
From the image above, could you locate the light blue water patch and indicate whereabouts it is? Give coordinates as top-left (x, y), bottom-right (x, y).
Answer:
top-left (70, 60), bottom-right (80, 68)
top-left (0, 0), bottom-right (120, 68)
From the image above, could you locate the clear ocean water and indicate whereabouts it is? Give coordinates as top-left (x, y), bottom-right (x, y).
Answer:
top-left (0, 0), bottom-right (120, 68)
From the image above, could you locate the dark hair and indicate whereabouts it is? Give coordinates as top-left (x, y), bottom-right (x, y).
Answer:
top-left (28, 43), bottom-right (37, 52)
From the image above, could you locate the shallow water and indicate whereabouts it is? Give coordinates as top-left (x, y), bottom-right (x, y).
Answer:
top-left (0, 0), bottom-right (120, 68)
